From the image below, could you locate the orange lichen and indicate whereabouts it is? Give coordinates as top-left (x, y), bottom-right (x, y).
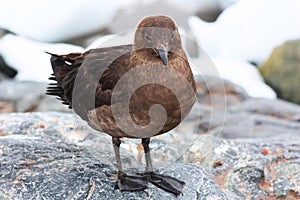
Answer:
top-left (261, 148), bottom-right (270, 155)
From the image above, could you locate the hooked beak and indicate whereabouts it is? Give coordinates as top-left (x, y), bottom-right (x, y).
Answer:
top-left (155, 45), bottom-right (168, 65)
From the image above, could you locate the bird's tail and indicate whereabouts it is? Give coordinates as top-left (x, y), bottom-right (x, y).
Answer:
top-left (45, 51), bottom-right (81, 83)
top-left (45, 51), bottom-right (83, 108)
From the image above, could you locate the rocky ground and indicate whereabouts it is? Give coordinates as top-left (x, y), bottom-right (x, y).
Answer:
top-left (0, 113), bottom-right (228, 200)
top-left (0, 76), bottom-right (299, 199)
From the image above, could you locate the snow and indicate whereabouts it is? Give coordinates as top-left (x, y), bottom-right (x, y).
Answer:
top-left (217, 0), bottom-right (239, 9)
top-left (188, 0), bottom-right (300, 64)
top-left (86, 33), bottom-right (133, 50)
top-left (168, 0), bottom-right (239, 12)
top-left (0, 0), bottom-right (136, 42)
top-left (190, 56), bottom-right (277, 99)
top-left (211, 58), bottom-right (276, 99)
top-left (0, 0), bottom-right (238, 43)
top-left (168, 0), bottom-right (219, 12)
top-left (0, 34), bottom-right (84, 82)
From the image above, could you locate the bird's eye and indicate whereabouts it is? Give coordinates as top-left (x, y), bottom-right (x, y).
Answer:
top-left (144, 33), bottom-right (152, 42)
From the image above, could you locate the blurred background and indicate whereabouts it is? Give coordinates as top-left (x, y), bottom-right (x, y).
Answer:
top-left (0, 0), bottom-right (300, 113)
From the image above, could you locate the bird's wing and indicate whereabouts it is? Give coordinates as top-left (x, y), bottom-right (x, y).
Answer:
top-left (46, 44), bottom-right (132, 120)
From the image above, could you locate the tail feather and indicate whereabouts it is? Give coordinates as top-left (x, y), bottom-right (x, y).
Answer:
top-left (46, 51), bottom-right (84, 108)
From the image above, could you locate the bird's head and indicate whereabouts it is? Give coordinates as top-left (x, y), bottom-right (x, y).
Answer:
top-left (133, 15), bottom-right (184, 65)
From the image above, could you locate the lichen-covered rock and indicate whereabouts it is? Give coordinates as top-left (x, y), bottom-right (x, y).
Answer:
top-left (259, 39), bottom-right (300, 104)
top-left (184, 134), bottom-right (300, 199)
top-left (182, 97), bottom-right (300, 199)
top-left (0, 112), bottom-right (227, 200)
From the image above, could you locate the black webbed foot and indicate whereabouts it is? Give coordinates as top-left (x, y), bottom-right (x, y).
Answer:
top-left (146, 172), bottom-right (185, 196)
top-left (116, 172), bottom-right (148, 191)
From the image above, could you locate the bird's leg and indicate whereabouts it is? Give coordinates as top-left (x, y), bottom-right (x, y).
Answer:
top-left (112, 137), bottom-right (123, 174)
top-left (142, 138), bottom-right (186, 196)
top-left (142, 138), bottom-right (153, 172)
top-left (112, 137), bottom-right (148, 191)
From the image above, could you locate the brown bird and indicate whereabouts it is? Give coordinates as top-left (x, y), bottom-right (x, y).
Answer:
top-left (46, 15), bottom-right (196, 196)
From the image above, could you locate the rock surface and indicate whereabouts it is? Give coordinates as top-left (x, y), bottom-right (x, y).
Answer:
top-left (259, 39), bottom-right (300, 104)
top-left (0, 80), bottom-right (69, 113)
top-left (0, 112), bottom-right (227, 200)
top-left (182, 97), bottom-right (300, 199)
top-left (184, 133), bottom-right (300, 199)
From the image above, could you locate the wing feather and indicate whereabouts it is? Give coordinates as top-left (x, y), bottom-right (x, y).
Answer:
top-left (46, 45), bottom-right (132, 120)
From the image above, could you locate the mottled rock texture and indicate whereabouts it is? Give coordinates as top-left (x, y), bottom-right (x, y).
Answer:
top-left (0, 112), bottom-right (227, 200)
